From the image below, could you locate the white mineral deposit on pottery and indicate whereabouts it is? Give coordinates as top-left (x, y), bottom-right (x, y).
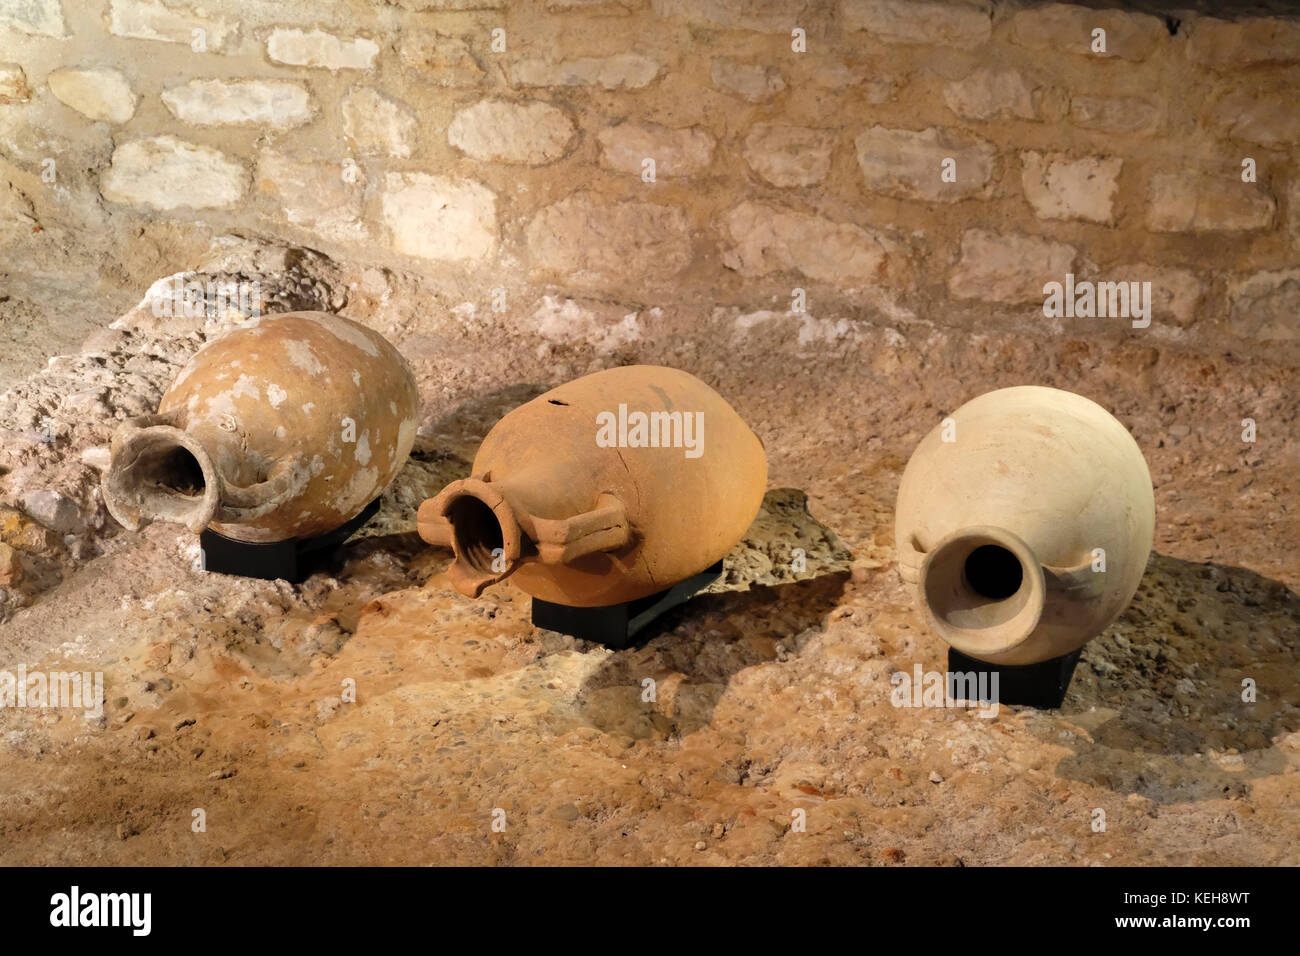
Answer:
top-left (102, 312), bottom-right (419, 543)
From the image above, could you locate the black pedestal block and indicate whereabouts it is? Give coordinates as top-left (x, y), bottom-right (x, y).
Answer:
top-left (199, 498), bottom-right (381, 584)
top-left (947, 645), bottom-right (1083, 709)
top-left (531, 560), bottom-right (724, 649)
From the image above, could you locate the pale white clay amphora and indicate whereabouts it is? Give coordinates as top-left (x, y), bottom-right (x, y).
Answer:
top-left (895, 385), bottom-right (1155, 666)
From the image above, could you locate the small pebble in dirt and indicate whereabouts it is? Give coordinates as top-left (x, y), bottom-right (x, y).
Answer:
top-left (929, 771), bottom-right (944, 784)
top-left (19, 489), bottom-right (84, 534)
top-left (694, 841), bottom-right (707, 851)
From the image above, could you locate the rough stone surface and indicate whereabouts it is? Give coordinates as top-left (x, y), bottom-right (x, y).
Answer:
top-left (448, 100), bottom-right (576, 165)
top-left (0, 181), bottom-right (36, 244)
top-left (0, 539), bottom-right (18, 586)
top-left (649, 0), bottom-right (810, 33)
top-left (511, 55), bottom-right (660, 90)
top-left (267, 28), bottom-right (379, 71)
top-left (100, 136), bottom-right (248, 211)
top-left (598, 122), bottom-right (714, 178)
top-left (1, 0), bottom-right (1289, 376)
top-left (399, 34), bottom-right (485, 86)
top-left (943, 67), bottom-right (1040, 122)
top-left (742, 124), bottom-right (836, 188)
top-left (1228, 270), bottom-right (1300, 341)
top-left (1010, 3), bottom-right (1165, 61)
top-left (397, 0), bottom-right (505, 7)
top-left (525, 195), bottom-right (691, 289)
top-left (948, 229), bottom-right (1076, 302)
top-left (107, 0), bottom-right (233, 50)
top-left (49, 68), bottom-right (137, 124)
top-left (1289, 177), bottom-right (1300, 252)
top-left (1070, 95), bottom-right (1160, 135)
top-left (855, 126), bottom-right (995, 202)
top-left (721, 201), bottom-right (901, 286)
top-left (1209, 90), bottom-right (1300, 148)
top-left (711, 58), bottom-right (785, 103)
top-left (381, 173), bottom-right (497, 262)
top-left (550, 0), bottom-right (637, 11)
top-left (256, 151), bottom-right (367, 243)
top-left (19, 489), bottom-right (82, 534)
top-left (1146, 172), bottom-right (1276, 233)
top-left (162, 79), bottom-right (313, 128)
top-left (810, 63), bottom-right (895, 104)
top-left (341, 88), bottom-right (417, 158)
top-left (1186, 16), bottom-right (1300, 68)
top-left (0, 64), bottom-right (30, 104)
top-left (804, 59), bottom-right (866, 90)
top-left (843, 0), bottom-right (992, 49)
top-left (0, 0), bottom-right (66, 37)
top-left (1021, 152), bottom-right (1122, 224)
top-left (525, 296), bottom-right (644, 356)
top-left (1112, 264), bottom-right (1203, 328)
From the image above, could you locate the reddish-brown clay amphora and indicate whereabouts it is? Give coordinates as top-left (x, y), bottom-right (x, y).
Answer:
top-left (418, 365), bottom-right (767, 606)
top-left (103, 311), bottom-right (420, 543)
top-left (895, 385), bottom-right (1155, 666)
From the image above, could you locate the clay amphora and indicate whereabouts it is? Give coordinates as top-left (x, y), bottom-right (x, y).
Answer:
top-left (103, 311), bottom-right (420, 543)
top-left (418, 365), bottom-right (767, 606)
top-left (895, 385), bottom-right (1154, 666)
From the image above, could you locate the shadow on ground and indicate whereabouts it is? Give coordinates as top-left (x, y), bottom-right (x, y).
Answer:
top-left (1051, 553), bottom-right (1300, 803)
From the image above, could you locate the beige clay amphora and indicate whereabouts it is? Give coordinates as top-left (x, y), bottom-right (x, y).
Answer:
top-left (895, 385), bottom-right (1155, 666)
top-left (103, 311), bottom-right (420, 543)
top-left (418, 365), bottom-right (767, 607)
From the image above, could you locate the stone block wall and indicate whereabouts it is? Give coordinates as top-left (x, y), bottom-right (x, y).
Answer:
top-left (1, 0), bottom-right (1298, 354)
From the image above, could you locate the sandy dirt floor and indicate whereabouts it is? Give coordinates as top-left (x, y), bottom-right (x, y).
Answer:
top-left (0, 243), bottom-right (1296, 865)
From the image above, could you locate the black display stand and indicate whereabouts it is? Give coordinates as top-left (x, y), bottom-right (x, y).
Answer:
top-left (947, 645), bottom-right (1083, 709)
top-left (199, 498), bottom-right (381, 584)
top-left (531, 560), bottom-right (724, 649)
